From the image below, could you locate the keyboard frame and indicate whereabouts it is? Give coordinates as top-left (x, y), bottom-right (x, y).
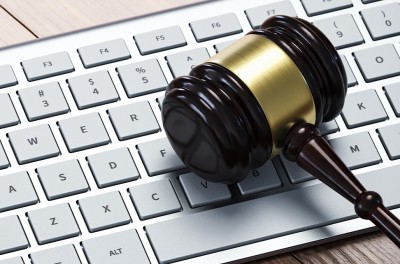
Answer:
top-left (1, 0), bottom-right (400, 263)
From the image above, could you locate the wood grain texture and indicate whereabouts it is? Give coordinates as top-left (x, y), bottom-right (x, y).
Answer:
top-left (0, 6), bottom-right (35, 47)
top-left (0, 0), bottom-right (398, 263)
top-left (0, 0), bottom-right (206, 38)
top-left (293, 231), bottom-right (400, 263)
top-left (250, 254), bottom-right (301, 264)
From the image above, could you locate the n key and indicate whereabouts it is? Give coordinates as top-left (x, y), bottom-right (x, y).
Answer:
top-left (8, 124), bottom-right (60, 164)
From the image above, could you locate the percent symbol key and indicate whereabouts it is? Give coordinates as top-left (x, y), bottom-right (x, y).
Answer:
top-left (117, 59), bottom-right (168, 98)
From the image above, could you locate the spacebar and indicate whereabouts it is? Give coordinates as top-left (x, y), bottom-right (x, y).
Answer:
top-left (146, 165), bottom-right (400, 263)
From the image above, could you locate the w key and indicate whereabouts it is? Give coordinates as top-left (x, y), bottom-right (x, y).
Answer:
top-left (8, 124), bottom-right (60, 164)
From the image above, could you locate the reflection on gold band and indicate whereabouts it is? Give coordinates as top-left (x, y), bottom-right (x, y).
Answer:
top-left (207, 34), bottom-right (316, 156)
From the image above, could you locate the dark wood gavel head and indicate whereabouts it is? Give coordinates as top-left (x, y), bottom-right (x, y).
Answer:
top-left (162, 15), bottom-right (347, 184)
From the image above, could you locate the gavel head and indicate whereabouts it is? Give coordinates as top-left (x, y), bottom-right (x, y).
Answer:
top-left (162, 15), bottom-right (347, 184)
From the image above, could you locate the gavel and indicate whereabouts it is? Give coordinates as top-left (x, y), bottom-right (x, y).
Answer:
top-left (161, 15), bottom-right (400, 247)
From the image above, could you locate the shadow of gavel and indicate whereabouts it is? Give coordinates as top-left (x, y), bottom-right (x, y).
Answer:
top-left (161, 15), bottom-right (400, 247)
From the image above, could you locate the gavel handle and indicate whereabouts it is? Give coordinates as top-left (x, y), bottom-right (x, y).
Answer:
top-left (283, 123), bottom-right (400, 248)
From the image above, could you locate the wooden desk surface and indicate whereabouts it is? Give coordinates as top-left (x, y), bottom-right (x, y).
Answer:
top-left (0, 0), bottom-right (398, 263)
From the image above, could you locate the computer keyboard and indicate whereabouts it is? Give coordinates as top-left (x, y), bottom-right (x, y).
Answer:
top-left (0, 0), bottom-right (400, 263)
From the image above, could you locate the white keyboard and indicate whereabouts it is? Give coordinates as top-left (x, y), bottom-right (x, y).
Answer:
top-left (1, 0), bottom-right (400, 263)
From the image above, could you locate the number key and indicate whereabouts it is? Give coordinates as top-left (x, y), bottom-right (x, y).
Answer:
top-left (18, 82), bottom-right (69, 121)
top-left (68, 70), bottom-right (119, 109)
top-left (166, 48), bottom-right (210, 77)
top-left (117, 59), bottom-right (167, 98)
top-left (313, 14), bottom-right (364, 49)
top-left (361, 3), bottom-right (400, 40)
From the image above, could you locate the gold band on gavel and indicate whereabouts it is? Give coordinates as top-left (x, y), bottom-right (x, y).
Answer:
top-left (207, 34), bottom-right (316, 156)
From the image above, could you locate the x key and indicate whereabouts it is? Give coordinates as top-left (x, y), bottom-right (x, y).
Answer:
top-left (78, 191), bottom-right (131, 232)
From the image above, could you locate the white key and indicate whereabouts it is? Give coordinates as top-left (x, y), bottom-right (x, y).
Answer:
top-left (237, 161), bottom-right (282, 196)
top-left (8, 124), bottom-right (60, 164)
top-left (134, 26), bottom-right (186, 55)
top-left (354, 44), bottom-right (400, 82)
top-left (301, 0), bottom-right (352, 16)
top-left (137, 138), bottom-right (185, 176)
top-left (78, 191), bottom-right (131, 232)
top-left (340, 55), bottom-right (357, 87)
top-left (0, 257), bottom-right (24, 264)
top-left (117, 59), bottom-right (167, 98)
top-left (68, 70), bottom-right (119, 109)
top-left (18, 82), bottom-right (69, 121)
top-left (30, 244), bottom-right (81, 264)
top-left (0, 64), bottom-right (18, 88)
top-left (58, 112), bottom-right (110, 152)
top-left (37, 159), bottom-right (89, 200)
top-left (21, 52), bottom-right (74, 81)
top-left (129, 179), bottom-right (181, 220)
top-left (0, 93), bottom-right (19, 129)
top-left (0, 141), bottom-right (10, 169)
top-left (166, 48), bottom-right (210, 77)
top-left (245, 1), bottom-right (297, 29)
top-left (280, 155), bottom-right (314, 183)
top-left (190, 13), bottom-right (242, 42)
top-left (108, 101), bottom-right (160, 140)
top-left (361, 3), bottom-right (400, 40)
top-left (87, 148), bottom-right (139, 188)
top-left (82, 229), bottom-right (149, 264)
top-left (27, 203), bottom-right (80, 244)
top-left (78, 38), bottom-right (131, 68)
top-left (180, 172), bottom-right (231, 207)
top-left (0, 216), bottom-right (29, 254)
top-left (0, 171), bottom-right (38, 212)
top-left (385, 82), bottom-right (400, 116)
top-left (341, 89), bottom-right (387, 128)
top-left (329, 132), bottom-right (381, 170)
top-left (378, 123), bottom-right (400, 160)
top-left (313, 14), bottom-right (364, 49)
